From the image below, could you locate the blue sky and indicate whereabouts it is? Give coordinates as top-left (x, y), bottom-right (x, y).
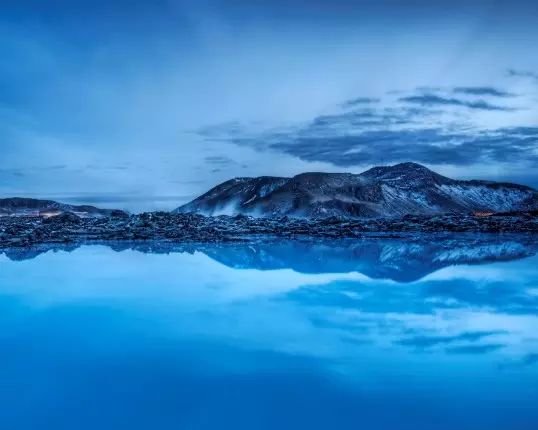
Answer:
top-left (1, 0), bottom-right (538, 211)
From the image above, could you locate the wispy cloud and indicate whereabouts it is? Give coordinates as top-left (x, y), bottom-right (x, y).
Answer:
top-left (341, 97), bottom-right (381, 108)
top-left (306, 107), bottom-right (436, 130)
top-left (507, 68), bottom-right (538, 82)
top-left (453, 86), bottom-right (516, 97)
top-left (277, 128), bottom-right (538, 166)
top-left (204, 155), bottom-right (237, 167)
top-left (399, 94), bottom-right (516, 111)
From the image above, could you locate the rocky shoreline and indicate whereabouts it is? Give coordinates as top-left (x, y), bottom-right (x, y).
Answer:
top-left (1, 211), bottom-right (537, 249)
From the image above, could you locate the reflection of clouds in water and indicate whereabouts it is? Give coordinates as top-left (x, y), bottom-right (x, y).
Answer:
top-left (278, 260), bottom-right (538, 364)
top-left (0, 239), bottom-right (537, 372)
top-left (422, 279), bottom-right (538, 314)
top-left (396, 330), bottom-right (507, 348)
top-left (520, 353), bottom-right (538, 367)
top-left (446, 344), bottom-right (505, 355)
top-left (288, 305), bottom-right (537, 361)
top-left (498, 352), bottom-right (538, 371)
top-left (0, 247), bottom-right (369, 304)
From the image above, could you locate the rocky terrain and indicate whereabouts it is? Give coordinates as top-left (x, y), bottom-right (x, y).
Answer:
top-left (1, 210), bottom-right (537, 249)
top-left (175, 162), bottom-right (538, 218)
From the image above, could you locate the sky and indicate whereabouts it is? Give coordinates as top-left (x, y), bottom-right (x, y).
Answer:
top-left (1, 0), bottom-right (538, 212)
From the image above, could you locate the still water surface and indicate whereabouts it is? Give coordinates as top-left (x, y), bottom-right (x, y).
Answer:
top-left (1, 235), bottom-right (537, 429)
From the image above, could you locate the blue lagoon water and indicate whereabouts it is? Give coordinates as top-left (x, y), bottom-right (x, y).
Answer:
top-left (0, 235), bottom-right (537, 429)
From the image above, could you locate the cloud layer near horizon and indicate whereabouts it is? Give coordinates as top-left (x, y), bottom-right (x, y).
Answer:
top-left (197, 85), bottom-right (538, 180)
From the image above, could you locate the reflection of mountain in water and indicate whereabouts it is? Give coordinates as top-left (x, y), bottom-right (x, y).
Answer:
top-left (202, 237), bottom-right (537, 282)
top-left (2, 234), bottom-right (537, 282)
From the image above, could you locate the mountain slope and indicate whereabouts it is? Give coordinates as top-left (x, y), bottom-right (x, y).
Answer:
top-left (174, 162), bottom-right (538, 218)
top-left (0, 197), bottom-right (125, 217)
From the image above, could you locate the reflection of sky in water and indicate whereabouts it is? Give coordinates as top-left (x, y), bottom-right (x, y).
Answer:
top-left (0, 238), bottom-right (537, 429)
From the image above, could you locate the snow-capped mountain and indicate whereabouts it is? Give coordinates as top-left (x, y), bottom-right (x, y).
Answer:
top-left (174, 162), bottom-right (538, 218)
top-left (0, 197), bottom-right (124, 218)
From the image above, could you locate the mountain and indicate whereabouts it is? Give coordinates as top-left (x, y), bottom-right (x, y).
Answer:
top-left (0, 197), bottom-right (126, 218)
top-left (174, 162), bottom-right (538, 218)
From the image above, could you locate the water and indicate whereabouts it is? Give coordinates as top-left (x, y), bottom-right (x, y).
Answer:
top-left (1, 235), bottom-right (537, 429)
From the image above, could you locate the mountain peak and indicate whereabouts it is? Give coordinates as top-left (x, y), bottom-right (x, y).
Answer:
top-left (360, 161), bottom-right (451, 188)
top-left (391, 161), bottom-right (431, 171)
top-left (362, 161), bottom-right (432, 175)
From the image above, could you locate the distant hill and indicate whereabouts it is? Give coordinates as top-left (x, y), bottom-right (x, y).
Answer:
top-left (174, 162), bottom-right (538, 218)
top-left (0, 197), bottom-right (126, 218)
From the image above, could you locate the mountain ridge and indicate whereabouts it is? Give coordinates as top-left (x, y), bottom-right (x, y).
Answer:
top-left (174, 162), bottom-right (538, 218)
top-left (0, 197), bottom-right (126, 218)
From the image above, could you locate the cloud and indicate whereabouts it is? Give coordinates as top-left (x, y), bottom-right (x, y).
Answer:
top-left (341, 97), bottom-right (380, 108)
top-left (306, 106), bottom-right (438, 131)
top-left (227, 126), bottom-right (538, 168)
top-left (507, 69), bottom-right (538, 82)
top-left (195, 79), bottom-right (537, 170)
top-left (197, 122), bottom-right (244, 139)
top-left (453, 87), bottom-right (515, 97)
top-left (204, 155), bottom-right (237, 167)
top-left (399, 94), bottom-right (516, 111)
